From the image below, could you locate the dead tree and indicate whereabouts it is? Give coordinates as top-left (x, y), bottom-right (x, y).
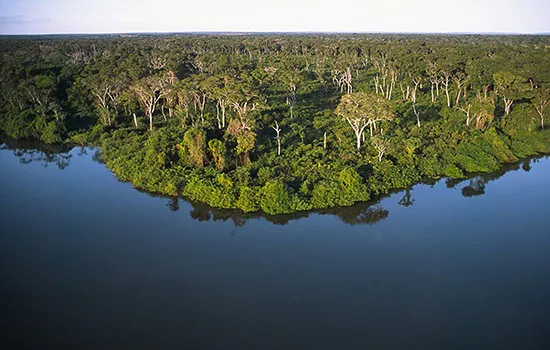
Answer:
top-left (412, 103), bottom-right (421, 128)
top-left (442, 71), bottom-right (451, 107)
top-left (372, 136), bottom-right (390, 162)
top-left (272, 121), bottom-right (282, 156)
top-left (131, 74), bottom-right (171, 131)
top-left (458, 103), bottom-right (473, 127)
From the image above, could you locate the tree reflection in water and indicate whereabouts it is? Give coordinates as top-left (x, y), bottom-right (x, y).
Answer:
top-left (179, 199), bottom-right (389, 228)
top-left (443, 157), bottom-right (544, 198)
top-left (4, 134), bottom-right (546, 229)
top-left (461, 177), bottom-right (486, 197)
top-left (398, 189), bottom-right (415, 207)
top-left (1, 136), bottom-right (74, 170)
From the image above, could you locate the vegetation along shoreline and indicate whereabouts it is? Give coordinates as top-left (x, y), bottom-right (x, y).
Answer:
top-left (1, 34), bottom-right (549, 214)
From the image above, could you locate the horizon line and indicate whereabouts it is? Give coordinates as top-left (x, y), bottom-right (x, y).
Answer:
top-left (1, 30), bottom-right (549, 37)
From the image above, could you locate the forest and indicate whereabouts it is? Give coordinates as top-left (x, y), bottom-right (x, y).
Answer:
top-left (1, 34), bottom-right (549, 214)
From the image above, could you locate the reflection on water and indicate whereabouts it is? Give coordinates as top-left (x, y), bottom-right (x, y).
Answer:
top-left (398, 189), bottom-right (415, 207)
top-left (445, 157), bottom-right (541, 198)
top-left (180, 199), bottom-right (390, 227)
top-left (2, 137), bottom-right (550, 350)
top-left (1, 137), bottom-right (74, 170)
top-left (0, 135), bottom-right (102, 170)
top-left (1, 135), bottom-right (545, 227)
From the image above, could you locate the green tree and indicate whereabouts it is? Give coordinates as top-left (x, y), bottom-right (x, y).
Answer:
top-left (208, 139), bottom-right (226, 170)
top-left (533, 86), bottom-right (550, 129)
top-left (182, 128), bottom-right (206, 168)
top-left (336, 92), bottom-right (394, 150)
top-left (493, 71), bottom-right (530, 115)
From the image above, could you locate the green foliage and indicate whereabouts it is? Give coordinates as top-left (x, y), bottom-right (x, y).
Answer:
top-left (454, 142), bottom-right (499, 173)
top-left (367, 161), bottom-right (421, 194)
top-left (260, 181), bottom-right (292, 215)
top-left (183, 176), bottom-right (236, 209)
top-left (310, 168), bottom-right (370, 208)
top-left (493, 71), bottom-right (532, 101)
top-left (208, 139), bottom-right (226, 170)
top-left (1, 34), bottom-right (549, 215)
top-left (236, 186), bottom-right (260, 213)
top-left (235, 130), bottom-right (256, 165)
top-left (417, 157), bottom-right (444, 178)
top-left (443, 164), bottom-right (464, 179)
top-left (182, 128), bottom-right (206, 168)
top-left (311, 180), bottom-right (342, 208)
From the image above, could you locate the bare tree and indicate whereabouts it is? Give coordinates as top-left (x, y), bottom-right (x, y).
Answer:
top-left (457, 102), bottom-right (473, 127)
top-left (193, 92), bottom-right (207, 125)
top-left (533, 87), bottom-right (549, 129)
top-left (494, 72), bottom-right (529, 116)
top-left (412, 103), bottom-right (421, 128)
top-left (336, 92), bottom-right (394, 150)
top-left (411, 77), bottom-right (422, 104)
top-left (90, 84), bottom-right (118, 125)
top-left (441, 71), bottom-right (451, 107)
top-left (131, 74), bottom-right (171, 131)
top-left (147, 52), bottom-right (167, 71)
top-left (272, 120), bottom-right (282, 156)
top-left (332, 67), bottom-right (353, 94)
top-left (426, 60), bottom-right (440, 103)
top-left (227, 97), bottom-right (259, 166)
top-left (372, 136), bottom-right (390, 162)
top-left (454, 76), bottom-right (467, 106)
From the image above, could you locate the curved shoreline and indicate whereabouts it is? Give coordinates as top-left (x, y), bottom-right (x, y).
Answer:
top-left (2, 132), bottom-right (549, 219)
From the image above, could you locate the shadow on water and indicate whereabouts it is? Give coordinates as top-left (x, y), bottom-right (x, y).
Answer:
top-left (174, 198), bottom-right (390, 228)
top-left (1, 136), bottom-right (75, 170)
top-left (445, 157), bottom-right (542, 198)
top-left (1, 134), bottom-right (102, 170)
top-left (2, 134), bottom-right (546, 228)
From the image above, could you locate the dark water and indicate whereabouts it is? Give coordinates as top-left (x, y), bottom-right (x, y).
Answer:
top-left (1, 141), bottom-right (550, 350)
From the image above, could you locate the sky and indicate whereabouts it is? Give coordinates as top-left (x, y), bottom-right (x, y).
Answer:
top-left (0, 0), bottom-right (549, 35)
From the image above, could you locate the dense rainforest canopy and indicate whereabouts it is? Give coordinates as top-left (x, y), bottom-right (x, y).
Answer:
top-left (1, 34), bottom-right (549, 214)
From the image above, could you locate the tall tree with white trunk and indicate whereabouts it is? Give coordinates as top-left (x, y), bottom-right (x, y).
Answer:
top-left (130, 74), bottom-right (171, 131)
top-left (493, 71), bottom-right (530, 115)
top-left (336, 92), bottom-right (394, 150)
top-left (533, 86), bottom-right (550, 130)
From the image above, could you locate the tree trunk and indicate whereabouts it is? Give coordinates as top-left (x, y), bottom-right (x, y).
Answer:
top-left (413, 103), bottom-right (421, 127)
top-left (504, 98), bottom-right (513, 115)
top-left (369, 121), bottom-right (374, 137)
top-left (161, 106), bottom-right (167, 122)
top-left (272, 121), bottom-right (282, 155)
top-left (458, 104), bottom-right (472, 127)
top-left (133, 113), bottom-right (138, 127)
top-left (216, 102), bottom-right (221, 129)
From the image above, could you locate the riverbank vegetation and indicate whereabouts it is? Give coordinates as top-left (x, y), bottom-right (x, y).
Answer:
top-left (1, 34), bottom-right (549, 214)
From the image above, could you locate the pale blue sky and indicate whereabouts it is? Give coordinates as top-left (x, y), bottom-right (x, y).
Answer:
top-left (0, 0), bottom-right (549, 34)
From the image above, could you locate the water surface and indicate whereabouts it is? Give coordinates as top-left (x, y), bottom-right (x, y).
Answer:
top-left (1, 142), bottom-right (550, 350)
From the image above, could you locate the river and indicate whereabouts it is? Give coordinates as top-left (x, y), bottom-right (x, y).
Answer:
top-left (1, 140), bottom-right (550, 350)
